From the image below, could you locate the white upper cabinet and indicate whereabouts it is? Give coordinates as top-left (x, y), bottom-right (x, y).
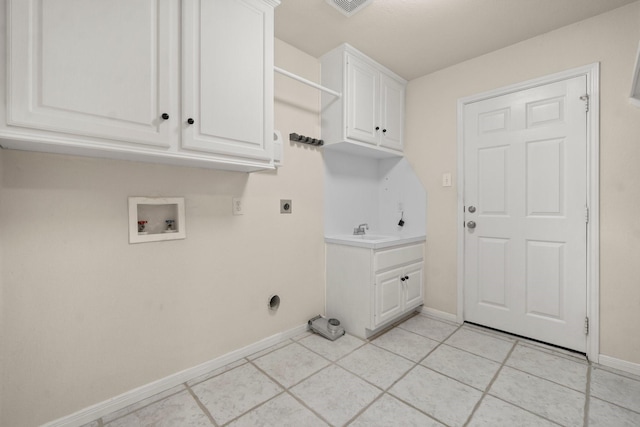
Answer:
top-left (1, 0), bottom-right (279, 172)
top-left (378, 73), bottom-right (405, 151)
top-left (321, 44), bottom-right (407, 157)
top-left (6, 0), bottom-right (178, 148)
top-left (182, 0), bottom-right (273, 162)
top-left (345, 55), bottom-right (379, 145)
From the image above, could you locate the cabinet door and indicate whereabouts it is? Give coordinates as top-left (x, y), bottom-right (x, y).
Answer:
top-left (403, 262), bottom-right (424, 310)
top-left (379, 73), bottom-right (405, 151)
top-left (182, 0), bottom-right (273, 161)
top-left (374, 267), bottom-right (404, 328)
top-left (346, 55), bottom-right (379, 146)
top-left (7, 0), bottom-right (177, 148)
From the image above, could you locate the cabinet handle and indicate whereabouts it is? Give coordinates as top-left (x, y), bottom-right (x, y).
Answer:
top-left (401, 277), bottom-right (406, 282)
top-left (375, 126), bottom-right (380, 131)
top-left (161, 113), bottom-right (169, 120)
top-left (187, 118), bottom-right (195, 125)
top-left (404, 275), bottom-right (409, 280)
top-left (383, 129), bottom-right (387, 133)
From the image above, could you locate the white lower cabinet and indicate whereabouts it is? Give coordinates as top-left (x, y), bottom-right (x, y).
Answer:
top-left (374, 262), bottom-right (423, 328)
top-left (326, 241), bottom-right (425, 339)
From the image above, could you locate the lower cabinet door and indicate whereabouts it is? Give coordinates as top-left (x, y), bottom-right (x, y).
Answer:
top-left (403, 262), bottom-right (424, 309)
top-left (374, 267), bottom-right (404, 328)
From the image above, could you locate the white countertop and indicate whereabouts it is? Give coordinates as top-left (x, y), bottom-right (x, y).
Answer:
top-left (325, 234), bottom-right (426, 249)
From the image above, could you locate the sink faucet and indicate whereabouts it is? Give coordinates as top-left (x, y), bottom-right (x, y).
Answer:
top-left (353, 223), bottom-right (369, 235)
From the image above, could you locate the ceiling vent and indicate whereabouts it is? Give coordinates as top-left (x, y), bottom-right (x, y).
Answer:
top-left (326, 0), bottom-right (374, 17)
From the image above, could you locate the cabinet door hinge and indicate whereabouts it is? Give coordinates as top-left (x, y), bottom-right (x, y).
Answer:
top-left (580, 94), bottom-right (590, 112)
top-left (585, 206), bottom-right (590, 223)
top-left (584, 317), bottom-right (590, 335)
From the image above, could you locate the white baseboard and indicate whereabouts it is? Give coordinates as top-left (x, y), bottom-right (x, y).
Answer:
top-left (598, 354), bottom-right (640, 377)
top-left (419, 306), bottom-right (459, 324)
top-left (42, 323), bottom-right (309, 427)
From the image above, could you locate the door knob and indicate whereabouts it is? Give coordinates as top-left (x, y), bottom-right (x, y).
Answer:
top-left (467, 221), bottom-right (476, 229)
top-left (161, 113), bottom-right (169, 120)
top-left (468, 206), bottom-right (476, 213)
top-left (187, 118), bottom-right (195, 125)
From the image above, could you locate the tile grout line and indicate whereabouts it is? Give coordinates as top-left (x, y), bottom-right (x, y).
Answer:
top-left (243, 333), bottom-right (376, 426)
top-left (463, 322), bottom-right (589, 364)
top-left (185, 383), bottom-right (219, 427)
top-left (98, 385), bottom-right (188, 425)
top-left (587, 394), bottom-right (640, 416)
top-left (97, 318), bottom-right (614, 427)
top-left (286, 321), bottom-right (459, 426)
top-left (461, 339), bottom-right (567, 427)
top-left (186, 358), bottom-right (250, 389)
top-left (378, 321), bottom-right (463, 391)
top-left (283, 389), bottom-right (335, 426)
top-left (583, 362), bottom-right (592, 426)
top-left (592, 363), bottom-right (640, 382)
top-left (589, 366), bottom-right (640, 414)
top-left (502, 362), bottom-right (588, 394)
top-left (462, 338), bottom-right (518, 427)
top-left (105, 320), bottom-right (589, 427)
top-left (453, 325), bottom-right (591, 393)
top-left (248, 355), bottom-right (336, 426)
top-left (349, 322), bottom-right (467, 427)
top-left (337, 321), bottom-right (462, 427)
top-left (291, 337), bottom-right (378, 426)
top-left (486, 394), bottom-right (565, 426)
top-left (216, 390), bottom-right (291, 427)
top-left (341, 393), bottom-right (387, 427)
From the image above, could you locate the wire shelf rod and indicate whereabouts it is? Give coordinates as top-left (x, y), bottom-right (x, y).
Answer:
top-left (274, 66), bottom-right (342, 98)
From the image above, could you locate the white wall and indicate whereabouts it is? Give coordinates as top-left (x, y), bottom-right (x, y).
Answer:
top-left (0, 40), bottom-right (324, 427)
top-left (323, 149), bottom-right (380, 235)
top-left (323, 150), bottom-right (426, 238)
top-left (377, 158), bottom-right (427, 237)
top-left (404, 1), bottom-right (640, 364)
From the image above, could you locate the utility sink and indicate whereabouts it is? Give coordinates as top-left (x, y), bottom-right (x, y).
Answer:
top-left (356, 235), bottom-right (395, 241)
top-left (325, 234), bottom-right (426, 249)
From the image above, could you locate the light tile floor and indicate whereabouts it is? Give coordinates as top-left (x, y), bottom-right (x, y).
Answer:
top-left (83, 314), bottom-right (640, 427)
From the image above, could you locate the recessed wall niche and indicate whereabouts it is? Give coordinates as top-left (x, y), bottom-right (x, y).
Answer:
top-left (128, 197), bottom-right (186, 244)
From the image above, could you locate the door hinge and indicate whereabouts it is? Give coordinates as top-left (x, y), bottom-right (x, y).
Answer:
top-left (584, 317), bottom-right (590, 335)
top-left (585, 206), bottom-right (590, 223)
top-left (580, 94), bottom-right (590, 112)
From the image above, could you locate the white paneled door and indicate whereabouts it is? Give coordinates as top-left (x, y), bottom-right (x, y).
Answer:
top-left (463, 76), bottom-right (588, 352)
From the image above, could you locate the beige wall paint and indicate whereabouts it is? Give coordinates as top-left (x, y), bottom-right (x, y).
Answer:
top-left (405, 1), bottom-right (640, 364)
top-left (0, 40), bottom-right (323, 426)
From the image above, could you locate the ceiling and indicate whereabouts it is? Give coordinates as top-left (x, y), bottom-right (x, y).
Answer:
top-left (275, 0), bottom-right (637, 80)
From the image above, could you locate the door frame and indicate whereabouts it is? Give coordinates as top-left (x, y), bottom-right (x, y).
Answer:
top-left (456, 63), bottom-right (600, 361)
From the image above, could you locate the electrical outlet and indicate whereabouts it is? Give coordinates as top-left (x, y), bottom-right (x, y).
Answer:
top-left (232, 197), bottom-right (244, 215)
top-left (280, 199), bottom-right (292, 214)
